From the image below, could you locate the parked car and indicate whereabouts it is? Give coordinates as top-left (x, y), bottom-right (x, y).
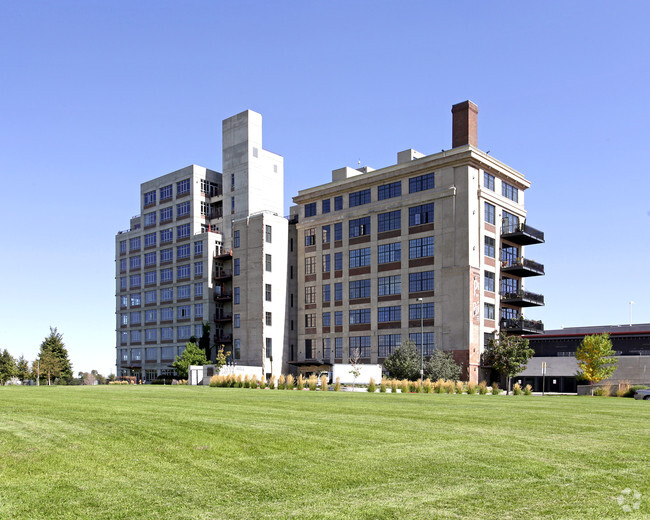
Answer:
top-left (634, 388), bottom-right (650, 400)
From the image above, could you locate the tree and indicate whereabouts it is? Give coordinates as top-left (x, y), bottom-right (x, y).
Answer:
top-left (0, 349), bottom-right (16, 384)
top-left (15, 356), bottom-right (30, 383)
top-left (424, 350), bottom-right (462, 381)
top-left (484, 333), bottom-right (534, 394)
top-left (39, 350), bottom-right (63, 386)
top-left (172, 342), bottom-right (208, 379)
top-left (199, 322), bottom-right (211, 359)
top-left (576, 333), bottom-right (617, 387)
top-left (38, 327), bottom-right (73, 383)
top-left (214, 347), bottom-right (229, 373)
top-left (383, 340), bottom-right (420, 381)
top-left (349, 349), bottom-right (362, 390)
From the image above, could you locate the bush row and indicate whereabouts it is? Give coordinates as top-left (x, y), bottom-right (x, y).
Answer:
top-left (592, 383), bottom-right (648, 397)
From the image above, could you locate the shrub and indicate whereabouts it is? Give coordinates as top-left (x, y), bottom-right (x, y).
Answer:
top-left (491, 382), bottom-right (500, 395)
top-left (593, 385), bottom-right (611, 397)
top-left (623, 384), bottom-right (649, 398)
top-left (285, 374), bottom-right (295, 390)
top-left (616, 381), bottom-right (630, 397)
top-left (433, 379), bottom-right (443, 393)
top-left (422, 379), bottom-right (433, 394)
top-left (209, 375), bottom-right (220, 387)
top-left (445, 380), bottom-right (455, 394)
top-left (380, 378), bottom-right (388, 392)
top-left (243, 375), bottom-right (250, 388)
top-left (320, 375), bottom-right (328, 391)
top-left (478, 381), bottom-right (488, 395)
top-left (368, 378), bottom-right (376, 393)
top-left (410, 380), bottom-right (421, 393)
top-left (334, 377), bottom-right (341, 392)
top-left (308, 374), bottom-right (318, 391)
top-left (268, 375), bottom-right (276, 390)
top-left (259, 377), bottom-right (266, 389)
top-left (467, 381), bottom-right (477, 395)
top-left (513, 382), bottom-right (523, 395)
top-left (250, 375), bottom-right (258, 389)
top-left (524, 384), bottom-right (533, 396)
top-left (400, 379), bottom-right (409, 393)
top-left (277, 374), bottom-right (286, 390)
top-left (297, 374), bottom-right (305, 390)
top-left (235, 375), bottom-right (242, 388)
top-left (390, 379), bottom-right (399, 393)
top-left (455, 381), bottom-right (465, 394)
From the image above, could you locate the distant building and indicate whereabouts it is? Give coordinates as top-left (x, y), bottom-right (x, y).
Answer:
top-left (115, 102), bottom-right (545, 383)
top-left (519, 324), bottom-right (650, 392)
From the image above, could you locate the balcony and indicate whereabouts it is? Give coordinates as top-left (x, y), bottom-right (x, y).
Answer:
top-left (500, 289), bottom-right (545, 307)
top-left (501, 257), bottom-right (545, 277)
top-left (214, 334), bottom-right (232, 344)
top-left (213, 270), bottom-right (232, 281)
top-left (501, 222), bottom-right (545, 245)
top-left (214, 290), bottom-right (232, 301)
top-left (214, 313), bottom-right (232, 323)
top-left (500, 317), bottom-right (544, 334)
top-left (214, 249), bottom-right (232, 260)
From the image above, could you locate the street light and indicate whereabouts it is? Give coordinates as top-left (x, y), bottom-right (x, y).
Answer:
top-left (417, 298), bottom-right (424, 380)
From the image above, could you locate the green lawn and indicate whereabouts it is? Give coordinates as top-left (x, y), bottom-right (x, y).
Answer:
top-left (0, 387), bottom-right (648, 519)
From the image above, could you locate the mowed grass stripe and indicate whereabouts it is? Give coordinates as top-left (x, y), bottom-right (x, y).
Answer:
top-left (0, 386), bottom-right (647, 519)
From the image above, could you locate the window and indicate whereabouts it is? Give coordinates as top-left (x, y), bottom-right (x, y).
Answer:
top-left (409, 271), bottom-right (434, 292)
top-left (178, 326), bottom-right (192, 340)
top-left (322, 254), bottom-right (331, 272)
top-left (335, 311), bottom-right (343, 326)
top-left (160, 207), bottom-right (172, 223)
top-left (378, 335), bottom-right (401, 357)
top-left (305, 256), bottom-right (316, 275)
top-left (194, 282), bottom-right (203, 297)
top-left (378, 210), bottom-right (401, 232)
top-left (409, 302), bottom-right (434, 320)
top-left (409, 237), bottom-right (434, 259)
top-left (334, 282), bottom-right (342, 301)
top-left (144, 212), bottom-right (156, 227)
top-left (378, 306), bottom-right (400, 323)
top-left (177, 244), bottom-right (190, 259)
top-left (233, 230), bottom-right (240, 248)
top-left (349, 248), bottom-right (371, 268)
top-left (160, 228), bottom-right (172, 243)
top-left (120, 295), bottom-right (128, 307)
top-left (502, 245), bottom-right (519, 262)
top-left (305, 314), bottom-right (316, 328)
top-left (120, 313), bottom-right (128, 326)
top-left (484, 303), bottom-right (495, 320)
top-left (120, 277), bottom-right (127, 290)
top-left (265, 254), bottom-right (272, 272)
top-left (349, 189), bottom-right (371, 207)
top-left (305, 202), bottom-right (317, 217)
top-left (501, 307), bottom-right (519, 320)
top-left (409, 332), bottom-right (435, 355)
top-left (334, 223), bottom-right (342, 241)
top-left (265, 225), bottom-right (272, 243)
top-left (378, 181), bottom-right (401, 200)
top-left (160, 249), bottom-right (172, 263)
top-left (349, 308), bottom-right (371, 324)
top-left (334, 196), bottom-right (343, 211)
top-left (265, 338), bottom-right (272, 358)
top-left (144, 271), bottom-right (156, 286)
top-left (177, 179), bottom-right (190, 195)
top-left (378, 242), bottom-right (401, 264)
top-left (349, 279), bottom-right (371, 299)
top-left (160, 288), bottom-right (173, 302)
top-left (195, 303), bottom-right (203, 318)
top-left (129, 256), bottom-right (141, 270)
top-left (177, 224), bottom-right (190, 239)
top-left (485, 236), bottom-right (495, 258)
top-left (234, 287), bottom-right (240, 304)
top-left (234, 314), bottom-right (240, 328)
top-left (129, 237), bottom-right (141, 251)
top-left (322, 312), bottom-right (331, 327)
top-left (305, 339), bottom-right (313, 359)
top-left (484, 172), bottom-right (495, 191)
top-left (177, 285), bottom-right (191, 299)
top-left (409, 203), bottom-right (434, 226)
top-left (145, 309), bottom-right (157, 323)
top-left (194, 241), bottom-right (203, 256)
top-left (231, 196), bottom-right (235, 212)
top-left (145, 330), bottom-right (157, 343)
top-left (349, 337), bottom-right (371, 358)
top-left (305, 286), bottom-right (316, 304)
top-left (349, 217), bottom-right (370, 238)
top-left (144, 252), bottom-right (156, 266)
top-left (335, 337), bottom-right (343, 358)
top-left (378, 275), bottom-right (401, 296)
top-left (501, 277), bottom-right (519, 294)
top-left (177, 264), bottom-right (190, 280)
top-left (130, 274), bottom-right (141, 288)
top-left (409, 172), bottom-right (435, 193)
top-left (160, 185), bottom-right (172, 201)
top-left (161, 307), bottom-right (173, 321)
top-left (484, 271), bottom-right (495, 292)
top-left (265, 284), bottom-right (272, 301)
top-left (322, 225), bottom-right (330, 244)
top-left (334, 252), bottom-right (342, 270)
top-left (304, 228), bottom-right (315, 246)
top-left (234, 258), bottom-right (240, 276)
top-left (120, 240), bottom-right (127, 254)
top-left (265, 312), bottom-right (272, 326)
top-left (234, 339), bottom-right (241, 360)
top-left (144, 290), bottom-right (156, 304)
top-left (130, 293), bottom-right (141, 306)
top-left (131, 332), bottom-right (142, 344)
top-left (485, 202), bottom-right (495, 225)
top-left (322, 199), bottom-right (330, 213)
top-left (502, 181), bottom-right (518, 202)
top-left (195, 261), bottom-right (203, 277)
top-left (322, 284), bottom-right (331, 302)
top-left (502, 210), bottom-right (519, 231)
top-left (144, 190), bottom-right (156, 206)
top-left (160, 268), bottom-right (173, 283)
top-left (177, 201), bottom-right (190, 218)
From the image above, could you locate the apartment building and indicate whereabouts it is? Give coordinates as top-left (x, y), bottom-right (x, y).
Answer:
top-left (116, 101), bottom-right (544, 383)
top-left (290, 101), bottom-right (544, 382)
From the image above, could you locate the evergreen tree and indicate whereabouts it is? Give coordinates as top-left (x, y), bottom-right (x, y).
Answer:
top-left (424, 350), bottom-right (462, 381)
top-left (0, 349), bottom-right (16, 384)
top-left (38, 327), bottom-right (73, 383)
top-left (383, 340), bottom-right (421, 381)
top-left (15, 355), bottom-right (30, 382)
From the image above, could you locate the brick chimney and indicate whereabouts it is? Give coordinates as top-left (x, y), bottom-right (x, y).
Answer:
top-left (451, 100), bottom-right (478, 148)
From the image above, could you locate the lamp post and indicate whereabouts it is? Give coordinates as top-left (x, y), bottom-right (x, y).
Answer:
top-left (417, 298), bottom-right (424, 380)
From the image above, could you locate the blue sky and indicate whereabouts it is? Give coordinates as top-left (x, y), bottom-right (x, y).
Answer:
top-left (1, 1), bottom-right (649, 375)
